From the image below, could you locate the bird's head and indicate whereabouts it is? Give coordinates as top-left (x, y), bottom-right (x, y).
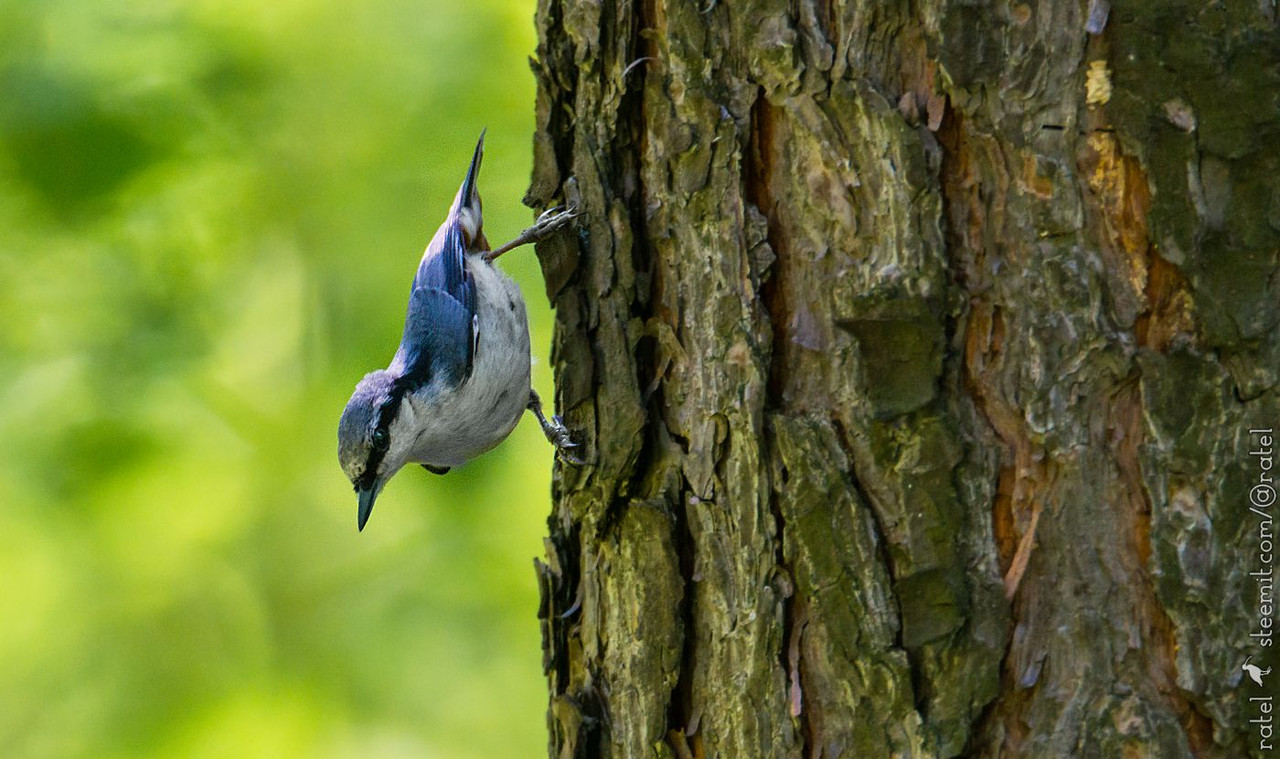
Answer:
top-left (338, 369), bottom-right (407, 531)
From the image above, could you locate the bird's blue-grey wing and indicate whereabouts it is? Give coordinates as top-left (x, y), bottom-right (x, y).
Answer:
top-left (413, 222), bottom-right (476, 317)
top-left (411, 134), bottom-right (483, 314)
top-left (395, 134), bottom-right (486, 387)
top-left (392, 285), bottom-right (473, 388)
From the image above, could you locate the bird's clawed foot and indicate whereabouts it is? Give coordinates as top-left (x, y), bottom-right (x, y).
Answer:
top-left (528, 390), bottom-right (585, 466)
top-left (487, 206), bottom-right (582, 261)
top-left (531, 205), bottom-right (582, 236)
top-left (545, 414), bottom-right (585, 466)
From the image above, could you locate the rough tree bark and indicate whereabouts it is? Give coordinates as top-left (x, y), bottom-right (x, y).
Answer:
top-left (524, 1), bottom-right (1280, 757)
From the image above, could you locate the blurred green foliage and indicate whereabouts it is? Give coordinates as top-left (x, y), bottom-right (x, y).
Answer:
top-left (0, 1), bottom-right (555, 756)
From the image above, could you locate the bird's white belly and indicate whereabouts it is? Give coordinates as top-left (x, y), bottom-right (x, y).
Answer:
top-left (398, 256), bottom-right (531, 468)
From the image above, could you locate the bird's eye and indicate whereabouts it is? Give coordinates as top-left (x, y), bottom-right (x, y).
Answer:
top-left (372, 428), bottom-right (389, 449)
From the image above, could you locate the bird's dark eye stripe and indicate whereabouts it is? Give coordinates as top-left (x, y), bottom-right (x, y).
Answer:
top-left (355, 449), bottom-right (382, 490)
top-left (358, 383), bottom-right (407, 490)
top-left (360, 434), bottom-right (389, 489)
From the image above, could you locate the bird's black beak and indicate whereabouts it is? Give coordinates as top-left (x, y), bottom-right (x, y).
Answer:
top-left (357, 486), bottom-right (379, 532)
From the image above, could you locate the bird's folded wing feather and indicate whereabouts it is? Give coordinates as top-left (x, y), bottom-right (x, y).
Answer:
top-left (414, 223), bottom-right (476, 314)
top-left (392, 285), bottom-right (474, 389)
top-left (391, 220), bottom-right (478, 387)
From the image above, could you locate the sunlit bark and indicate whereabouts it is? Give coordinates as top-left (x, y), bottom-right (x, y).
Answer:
top-left (527, 2), bottom-right (1280, 756)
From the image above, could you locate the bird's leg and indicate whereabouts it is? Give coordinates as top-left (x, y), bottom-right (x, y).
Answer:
top-left (527, 389), bottom-right (584, 465)
top-left (486, 206), bottom-right (580, 262)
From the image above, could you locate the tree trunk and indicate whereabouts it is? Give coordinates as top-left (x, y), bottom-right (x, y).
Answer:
top-left (525, 1), bottom-right (1279, 757)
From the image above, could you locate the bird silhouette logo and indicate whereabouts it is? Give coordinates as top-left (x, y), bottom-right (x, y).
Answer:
top-left (1241, 656), bottom-right (1271, 687)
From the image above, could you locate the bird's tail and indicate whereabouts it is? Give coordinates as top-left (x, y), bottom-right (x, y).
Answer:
top-left (452, 130), bottom-right (486, 248)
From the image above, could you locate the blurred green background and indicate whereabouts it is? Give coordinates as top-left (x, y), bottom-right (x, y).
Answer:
top-left (0, 1), bottom-right (555, 757)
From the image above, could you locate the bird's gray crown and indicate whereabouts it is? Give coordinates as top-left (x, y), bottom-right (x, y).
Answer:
top-left (338, 369), bottom-right (402, 486)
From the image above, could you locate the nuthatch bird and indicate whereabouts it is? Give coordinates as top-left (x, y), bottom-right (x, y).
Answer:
top-left (338, 132), bottom-right (579, 531)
